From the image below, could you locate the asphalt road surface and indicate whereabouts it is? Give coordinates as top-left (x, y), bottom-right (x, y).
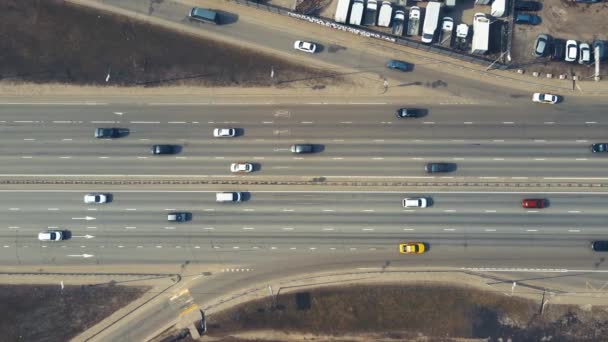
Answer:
top-left (2, 191), bottom-right (607, 267)
top-left (1, 104), bottom-right (607, 179)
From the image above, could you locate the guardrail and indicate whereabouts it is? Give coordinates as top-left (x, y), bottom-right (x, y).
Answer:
top-left (226, 0), bottom-right (508, 69)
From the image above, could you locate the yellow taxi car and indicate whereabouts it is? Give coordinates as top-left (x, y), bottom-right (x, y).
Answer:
top-left (399, 242), bottom-right (427, 254)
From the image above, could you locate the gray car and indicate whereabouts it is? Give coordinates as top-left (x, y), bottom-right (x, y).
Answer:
top-left (534, 34), bottom-right (551, 57)
top-left (425, 162), bottom-right (453, 173)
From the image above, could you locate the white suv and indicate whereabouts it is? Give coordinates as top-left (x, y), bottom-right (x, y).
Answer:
top-left (403, 198), bottom-right (428, 208)
top-left (213, 128), bottom-right (236, 138)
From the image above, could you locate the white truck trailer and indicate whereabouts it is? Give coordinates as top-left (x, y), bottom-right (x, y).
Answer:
top-left (349, 0), bottom-right (364, 25)
top-left (471, 13), bottom-right (490, 54)
top-left (334, 0), bottom-right (351, 23)
top-left (406, 6), bottom-right (421, 36)
top-left (491, 0), bottom-right (506, 17)
top-left (421, 1), bottom-right (442, 44)
top-left (392, 9), bottom-right (405, 35)
top-left (377, 1), bottom-right (393, 27)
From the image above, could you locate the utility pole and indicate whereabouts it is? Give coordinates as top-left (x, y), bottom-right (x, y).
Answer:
top-left (595, 45), bottom-right (601, 82)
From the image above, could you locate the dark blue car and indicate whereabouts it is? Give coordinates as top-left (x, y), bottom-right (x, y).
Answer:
top-left (386, 60), bottom-right (412, 71)
top-left (515, 14), bottom-right (541, 25)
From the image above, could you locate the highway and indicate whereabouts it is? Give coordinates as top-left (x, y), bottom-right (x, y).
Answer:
top-left (1, 104), bottom-right (608, 178)
top-left (1, 190), bottom-right (607, 267)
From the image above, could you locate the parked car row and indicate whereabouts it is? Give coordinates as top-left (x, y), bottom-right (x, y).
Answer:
top-left (534, 34), bottom-right (607, 63)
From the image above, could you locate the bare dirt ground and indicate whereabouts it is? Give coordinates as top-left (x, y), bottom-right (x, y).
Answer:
top-left (0, 283), bottom-right (148, 342)
top-left (206, 283), bottom-right (608, 341)
top-left (511, 0), bottom-right (608, 78)
top-left (0, 0), bottom-right (339, 87)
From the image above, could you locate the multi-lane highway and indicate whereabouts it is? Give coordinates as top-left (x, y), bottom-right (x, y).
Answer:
top-left (2, 190), bottom-right (607, 267)
top-left (1, 104), bottom-right (608, 179)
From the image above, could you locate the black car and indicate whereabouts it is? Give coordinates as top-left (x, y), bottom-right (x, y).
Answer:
top-left (95, 127), bottom-right (121, 138)
top-left (425, 162), bottom-right (453, 173)
top-left (151, 144), bottom-right (178, 155)
top-left (290, 144), bottom-right (314, 154)
top-left (514, 0), bottom-right (541, 11)
top-left (591, 143), bottom-right (608, 153)
top-left (395, 108), bottom-right (420, 118)
top-left (551, 39), bottom-right (566, 60)
top-left (592, 241), bottom-right (608, 252)
top-left (168, 212), bottom-right (190, 222)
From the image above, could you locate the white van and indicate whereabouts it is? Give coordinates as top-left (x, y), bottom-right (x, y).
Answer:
top-left (216, 192), bottom-right (242, 202)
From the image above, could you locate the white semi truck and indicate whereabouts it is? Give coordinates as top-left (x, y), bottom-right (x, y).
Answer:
top-left (392, 9), bottom-right (405, 35)
top-left (363, 0), bottom-right (378, 26)
top-left (406, 6), bottom-right (421, 36)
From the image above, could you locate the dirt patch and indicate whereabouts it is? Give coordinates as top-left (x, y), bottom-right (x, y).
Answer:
top-left (0, 283), bottom-right (148, 342)
top-left (0, 0), bottom-right (339, 87)
top-left (510, 0), bottom-right (608, 78)
top-left (207, 283), bottom-right (608, 341)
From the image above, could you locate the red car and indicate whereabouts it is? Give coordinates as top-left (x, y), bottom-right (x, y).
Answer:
top-left (521, 198), bottom-right (546, 209)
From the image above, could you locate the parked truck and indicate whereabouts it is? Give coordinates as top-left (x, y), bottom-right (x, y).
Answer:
top-left (363, 0), bottom-right (378, 26)
top-left (438, 17), bottom-right (454, 47)
top-left (334, 0), bottom-right (351, 23)
top-left (421, 1), bottom-right (442, 44)
top-left (471, 13), bottom-right (490, 54)
top-left (392, 9), bottom-right (406, 35)
top-left (491, 0), bottom-right (507, 17)
top-left (349, 0), bottom-right (365, 25)
top-left (406, 6), bottom-right (421, 36)
top-left (378, 1), bottom-right (393, 27)
top-left (454, 23), bottom-right (469, 50)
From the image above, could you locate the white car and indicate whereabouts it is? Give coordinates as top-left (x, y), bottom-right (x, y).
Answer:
top-left (84, 193), bottom-right (107, 204)
top-left (213, 128), bottom-right (236, 138)
top-left (38, 231), bottom-right (64, 241)
top-left (532, 93), bottom-right (559, 104)
top-left (230, 162), bottom-right (253, 173)
top-left (579, 43), bottom-right (591, 64)
top-left (402, 198), bottom-right (428, 208)
top-left (565, 40), bottom-right (578, 62)
top-left (293, 40), bottom-right (317, 53)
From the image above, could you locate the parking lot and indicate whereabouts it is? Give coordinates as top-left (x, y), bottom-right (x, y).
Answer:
top-left (509, 0), bottom-right (608, 77)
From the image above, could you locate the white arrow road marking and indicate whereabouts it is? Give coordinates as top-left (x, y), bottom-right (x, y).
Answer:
top-left (72, 216), bottom-right (96, 221)
top-left (67, 254), bottom-right (94, 258)
top-left (72, 235), bottom-right (95, 239)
